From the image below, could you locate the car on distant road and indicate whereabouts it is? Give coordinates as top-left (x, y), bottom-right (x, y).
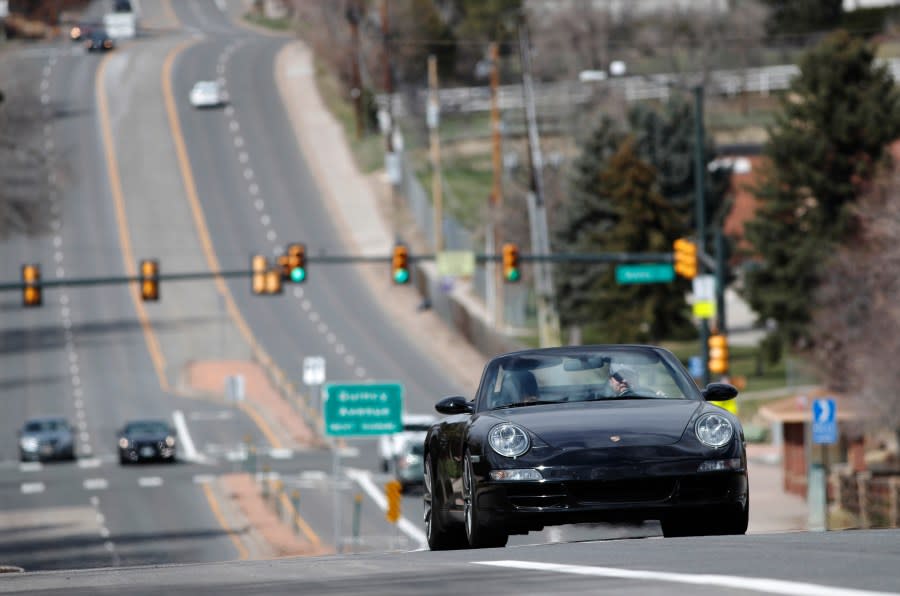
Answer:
top-left (85, 30), bottom-right (115, 52)
top-left (423, 344), bottom-right (748, 549)
top-left (117, 419), bottom-right (177, 464)
top-left (189, 81), bottom-right (225, 108)
top-left (394, 439), bottom-right (425, 493)
top-left (378, 412), bottom-right (435, 473)
top-left (70, 23), bottom-right (92, 41)
top-left (18, 417), bottom-right (76, 462)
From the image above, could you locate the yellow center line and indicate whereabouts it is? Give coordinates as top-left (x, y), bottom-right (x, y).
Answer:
top-left (202, 483), bottom-right (250, 560)
top-left (160, 41), bottom-right (285, 450)
top-left (95, 52), bottom-right (170, 393)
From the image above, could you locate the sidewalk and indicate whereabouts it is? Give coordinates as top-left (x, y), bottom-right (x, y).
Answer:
top-left (747, 443), bottom-right (807, 533)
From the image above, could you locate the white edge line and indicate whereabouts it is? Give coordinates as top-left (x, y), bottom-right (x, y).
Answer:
top-left (472, 561), bottom-right (898, 596)
top-left (172, 410), bottom-right (205, 463)
top-left (345, 467), bottom-right (427, 548)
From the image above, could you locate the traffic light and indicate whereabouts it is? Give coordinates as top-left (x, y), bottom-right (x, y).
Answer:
top-left (251, 255), bottom-right (282, 295)
top-left (673, 238), bottom-right (698, 280)
top-left (21, 264), bottom-right (42, 307)
top-left (708, 333), bottom-right (729, 375)
top-left (391, 243), bottom-right (410, 284)
top-left (385, 479), bottom-right (402, 523)
top-left (287, 243), bottom-right (306, 283)
top-left (139, 259), bottom-right (159, 301)
top-left (502, 243), bottom-right (520, 282)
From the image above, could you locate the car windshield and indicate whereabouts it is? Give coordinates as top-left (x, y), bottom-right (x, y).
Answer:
top-left (124, 421), bottom-right (169, 435)
top-left (23, 420), bottom-right (68, 432)
top-left (480, 347), bottom-right (698, 410)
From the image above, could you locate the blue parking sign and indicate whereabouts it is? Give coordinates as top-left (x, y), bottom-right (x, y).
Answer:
top-left (812, 398), bottom-right (837, 444)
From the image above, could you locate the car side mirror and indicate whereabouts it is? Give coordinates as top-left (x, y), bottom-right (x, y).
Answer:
top-left (435, 396), bottom-right (473, 415)
top-left (702, 383), bottom-right (738, 401)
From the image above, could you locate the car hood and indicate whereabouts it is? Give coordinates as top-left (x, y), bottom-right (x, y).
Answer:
top-left (124, 432), bottom-right (167, 441)
top-left (494, 399), bottom-right (705, 448)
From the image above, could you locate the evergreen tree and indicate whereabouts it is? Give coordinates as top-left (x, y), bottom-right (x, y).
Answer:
top-left (742, 30), bottom-right (900, 345)
top-left (555, 134), bottom-right (692, 343)
top-left (554, 116), bottom-right (623, 336)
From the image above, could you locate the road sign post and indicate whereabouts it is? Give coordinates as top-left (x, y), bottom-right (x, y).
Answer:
top-left (810, 397), bottom-right (837, 532)
top-left (303, 356), bottom-right (326, 411)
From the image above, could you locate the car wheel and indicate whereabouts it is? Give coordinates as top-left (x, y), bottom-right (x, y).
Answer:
top-left (463, 453), bottom-right (508, 549)
top-left (713, 501), bottom-right (749, 535)
top-left (119, 454), bottom-right (129, 465)
top-left (424, 456), bottom-right (466, 550)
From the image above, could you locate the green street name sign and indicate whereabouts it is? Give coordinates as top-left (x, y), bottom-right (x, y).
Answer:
top-left (322, 382), bottom-right (404, 437)
top-left (615, 263), bottom-right (675, 285)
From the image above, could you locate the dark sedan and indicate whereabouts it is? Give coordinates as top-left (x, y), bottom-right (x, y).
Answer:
top-left (18, 417), bottom-right (76, 462)
top-left (117, 420), bottom-right (177, 464)
top-left (85, 30), bottom-right (114, 52)
top-left (423, 344), bottom-right (748, 549)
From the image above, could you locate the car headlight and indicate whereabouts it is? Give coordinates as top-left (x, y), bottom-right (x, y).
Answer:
top-left (165, 436), bottom-right (176, 447)
top-left (695, 413), bottom-right (734, 448)
top-left (488, 423), bottom-right (530, 458)
top-left (118, 437), bottom-right (130, 449)
top-left (20, 436), bottom-right (39, 451)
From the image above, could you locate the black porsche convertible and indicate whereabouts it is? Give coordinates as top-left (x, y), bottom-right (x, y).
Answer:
top-left (423, 344), bottom-right (748, 549)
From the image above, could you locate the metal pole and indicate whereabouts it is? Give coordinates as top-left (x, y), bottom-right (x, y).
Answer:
top-left (715, 227), bottom-right (726, 334)
top-left (518, 17), bottom-right (561, 347)
top-left (332, 444), bottom-right (342, 553)
top-left (352, 493), bottom-right (362, 550)
top-left (693, 85), bottom-right (709, 385)
top-left (428, 55), bottom-right (444, 253)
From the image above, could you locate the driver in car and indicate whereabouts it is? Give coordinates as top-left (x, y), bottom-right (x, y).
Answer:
top-left (609, 368), bottom-right (638, 397)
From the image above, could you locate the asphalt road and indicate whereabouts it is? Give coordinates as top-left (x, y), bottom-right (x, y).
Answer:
top-left (3, 530), bottom-right (899, 595)
top-left (2, 0), bottom-right (891, 584)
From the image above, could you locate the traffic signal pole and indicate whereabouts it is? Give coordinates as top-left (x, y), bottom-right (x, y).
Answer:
top-left (693, 85), bottom-right (710, 386)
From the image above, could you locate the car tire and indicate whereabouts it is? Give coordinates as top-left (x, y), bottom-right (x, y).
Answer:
top-left (714, 501), bottom-right (749, 535)
top-left (424, 456), bottom-right (466, 551)
top-left (463, 453), bottom-right (508, 549)
top-left (119, 454), bottom-right (129, 465)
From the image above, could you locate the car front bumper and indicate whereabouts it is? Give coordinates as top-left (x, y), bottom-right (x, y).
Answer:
top-left (473, 461), bottom-right (748, 530)
top-left (119, 444), bottom-right (176, 462)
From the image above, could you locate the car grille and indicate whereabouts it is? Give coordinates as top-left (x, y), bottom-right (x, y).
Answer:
top-left (569, 478), bottom-right (677, 505)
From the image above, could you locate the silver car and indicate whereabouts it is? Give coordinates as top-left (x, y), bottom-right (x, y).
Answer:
top-left (18, 417), bottom-right (76, 462)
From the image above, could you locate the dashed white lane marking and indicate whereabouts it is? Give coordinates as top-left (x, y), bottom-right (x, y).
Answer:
top-left (104, 541), bottom-right (115, 552)
top-left (355, 367), bottom-right (366, 378)
top-left (243, 168), bottom-right (253, 180)
top-left (68, 350), bottom-right (77, 362)
top-left (95, 513), bottom-right (105, 525)
top-left (78, 420), bottom-right (88, 432)
top-left (471, 561), bottom-right (898, 596)
top-left (345, 355), bottom-right (355, 366)
top-left (53, 236), bottom-right (63, 248)
top-left (309, 311), bottom-right (319, 323)
top-left (326, 333), bottom-right (336, 344)
top-left (335, 344), bottom-right (346, 355)
top-left (72, 375), bottom-right (80, 386)
top-left (224, 105), bottom-right (234, 117)
top-left (21, 482), bottom-right (46, 494)
top-left (78, 458), bottom-right (101, 468)
top-left (317, 323), bottom-right (327, 334)
top-left (345, 468), bottom-right (426, 548)
top-left (74, 399), bottom-right (84, 409)
top-left (172, 410), bottom-right (204, 463)
top-left (76, 410), bottom-right (86, 420)
top-left (229, 120), bottom-right (239, 132)
top-left (249, 183), bottom-right (259, 195)
top-left (238, 151), bottom-right (249, 164)
top-left (260, 214), bottom-right (270, 226)
top-left (217, 77), bottom-right (226, 87)
top-left (293, 287), bottom-right (303, 298)
top-left (266, 230), bottom-right (276, 241)
top-left (84, 478), bottom-right (108, 491)
top-left (254, 199), bottom-right (264, 210)
top-left (138, 476), bottom-right (163, 488)
top-left (99, 527), bottom-right (110, 538)
top-left (90, 496), bottom-right (100, 506)
top-left (268, 448), bottom-right (293, 460)
top-left (193, 474), bottom-right (216, 484)
top-left (301, 300), bottom-right (311, 311)
top-left (56, 266), bottom-right (65, 278)
top-left (19, 462), bottom-right (42, 472)
top-left (235, 136), bottom-right (244, 148)
top-left (79, 432), bottom-right (90, 442)
top-left (188, 410), bottom-right (234, 421)
top-left (41, 94), bottom-right (50, 104)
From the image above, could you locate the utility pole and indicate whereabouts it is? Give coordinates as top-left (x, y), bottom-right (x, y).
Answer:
top-left (518, 18), bottom-right (561, 348)
top-left (489, 42), bottom-right (504, 329)
top-left (347, 0), bottom-right (363, 141)
top-left (428, 55), bottom-right (444, 253)
top-left (380, 0), bottom-right (402, 239)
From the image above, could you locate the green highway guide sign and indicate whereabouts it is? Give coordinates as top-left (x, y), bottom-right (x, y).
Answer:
top-left (322, 382), bottom-right (404, 436)
top-left (615, 263), bottom-right (674, 285)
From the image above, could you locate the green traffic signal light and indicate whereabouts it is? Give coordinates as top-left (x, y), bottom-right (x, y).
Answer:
top-left (290, 267), bottom-right (306, 283)
top-left (393, 268), bottom-right (409, 284)
top-left (506, 268), bottom-right (520, 282)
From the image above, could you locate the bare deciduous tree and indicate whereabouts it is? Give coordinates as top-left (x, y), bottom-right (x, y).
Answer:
top-left (810, 165), bottom-right (900, 434)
